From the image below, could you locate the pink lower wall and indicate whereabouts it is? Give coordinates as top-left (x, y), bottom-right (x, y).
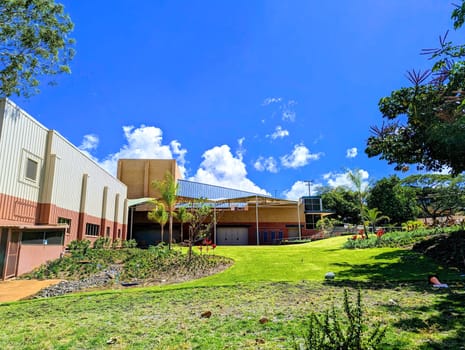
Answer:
top-left (16, 244), bottom-right (64, 275)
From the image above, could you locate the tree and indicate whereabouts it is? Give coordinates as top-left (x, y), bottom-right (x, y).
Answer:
top-left (175, 206), bottom-right (193, 243)
top-left (362, 208), bottom-right (390, 234)
top-left (366, 1), bottom-right (465, 174)
top-left (402, 174), bottom-right (465, 223)
top-left (147, 201), bottom-right (168, 244)
top-left (186, 199), bottom-right (213, 260)
top-left (0, 0), bottom-right (75, 97)
top-left (347, 169), bottom-right (369, 238)
top-left (320, 187), bottom-right (359, 224)
top-left (367, 175), bottom-right (419, 225)
top-left (152, 172), bottom-right (178, 249)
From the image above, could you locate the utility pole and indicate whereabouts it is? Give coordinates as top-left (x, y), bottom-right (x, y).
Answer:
top-left (304, 180), bottom-right (312, 196)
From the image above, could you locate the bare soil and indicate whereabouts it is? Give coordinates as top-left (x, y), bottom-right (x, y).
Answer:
top-left (0, 279), bottom-right (62, 302)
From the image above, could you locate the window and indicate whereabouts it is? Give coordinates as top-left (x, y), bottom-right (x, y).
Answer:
top-left (305, 214), bottom-right (321, 229)
top-left (25, 158), bottom-right (38, 181)
top-left (22, 231), bottom-right (64, 245)
top-left (303, 197), bottom-right (322, 212)
top-left (57, 217), bottom-right (71, 233)
top-left (85, 223), bottom-right (100, 236)
top-left (106, 227), bottom-right (110, 237)
top-left (117, 229), bottom-right (121, 239)
top-left (20, 150), bottom-right (42, 186)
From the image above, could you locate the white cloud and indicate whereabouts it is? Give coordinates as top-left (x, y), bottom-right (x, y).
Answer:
top-left (262, 97), bottom-right (282, 106)
top-left (324, 169), bottom-right (369, 191)
top-left (280, 144), bottom-right (323, 169)
top-left (236, 137), bottom-right (246, 160)
top-left (281, 100), bottom-right (297, 122)
top-left (189, 145), bottom-right (270, 195)
top-left (268, 126), bottom-right (289, 140)
top-left (346, 147), bottom-right (358, 158)
top-left (254, 156), bottom-right (278, 173)
top-left (96, 125), bottom-right (187, 177)
top-left (79, 134), bottom-right (99, 151)
top-left (283, 180), bottom-right (323, 200)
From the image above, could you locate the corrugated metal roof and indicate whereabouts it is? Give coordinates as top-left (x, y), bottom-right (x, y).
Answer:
top-left (128, 197), bottom-right (153, 207)
top-left (177, 179), bottom-right (267, 201)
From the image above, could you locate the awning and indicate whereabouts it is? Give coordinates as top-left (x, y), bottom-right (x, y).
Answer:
top-left (0, 219), bottom-right (68, 230)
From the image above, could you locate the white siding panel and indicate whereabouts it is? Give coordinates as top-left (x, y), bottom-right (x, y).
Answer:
top-left (50, 132), bottom-right (127, 223)
top-left (0, 100), bottom-right (48, 202)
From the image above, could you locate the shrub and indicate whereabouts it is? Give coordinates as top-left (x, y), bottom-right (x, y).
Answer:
top-left (67, 239), bottom-right (91, 259)
top-left (122, 239), bottom-right (138, 248)
top-left (93, 237), bottom-right (111, 249)
top-left (293, 289), bottom-right (387, 350)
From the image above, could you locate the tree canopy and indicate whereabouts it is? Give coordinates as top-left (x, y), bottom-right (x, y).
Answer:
top-left (366, 1), bottom-right (465, 175)
top-left (0, 0), bottom-right (75, 97)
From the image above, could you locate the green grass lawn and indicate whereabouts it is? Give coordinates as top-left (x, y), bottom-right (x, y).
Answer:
top-left (182, 236), bottom-right (456, 287)
top-left (0, 236), bottom-right (464, 349)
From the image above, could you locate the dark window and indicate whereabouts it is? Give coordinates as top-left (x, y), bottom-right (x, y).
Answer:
top-left (117, 229), bottom-right (121, 239)
top-left (58, 217), bottom-right (71, 233)
top-left (85, 223), bottom-right (100, 236)
top-left (25, 158), bottom-right (38, 181)
top-left (106, 227), bottom-right (110, 237)
top-left (22, 231), bottom-right (64, 245)
top-left (304, 198), bottom-right (322, 212)
top-left (305, 214), bottom-right (321, 229)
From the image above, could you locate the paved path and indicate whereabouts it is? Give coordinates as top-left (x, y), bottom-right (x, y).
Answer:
top-left (0, 279), bottom-right (62, 302)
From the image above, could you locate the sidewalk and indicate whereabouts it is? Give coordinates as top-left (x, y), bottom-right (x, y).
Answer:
top-left (0, 279), bottom-right (62, 302)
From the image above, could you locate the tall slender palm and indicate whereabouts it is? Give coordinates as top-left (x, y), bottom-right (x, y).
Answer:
top-left (347, 169), bottom-right (369, 238)
top-left (153, 172), bottom-right (178, 249)
top-left (175, 206), bottom-right (193, 243)
top-left (147, 202), bottom-right (168, 244)
top-left (362, 208), bottom-right (390, 234)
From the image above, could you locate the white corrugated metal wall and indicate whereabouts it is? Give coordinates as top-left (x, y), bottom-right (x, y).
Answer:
top-left (0, 99), bottom-right (48, 202)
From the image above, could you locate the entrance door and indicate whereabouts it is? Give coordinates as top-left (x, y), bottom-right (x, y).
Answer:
top-left (217, 227), bottom-right (248, 245)
top-left (0, 229), bottom-right (7, 279)
top-left (4, 231), bottom-right (20, 279)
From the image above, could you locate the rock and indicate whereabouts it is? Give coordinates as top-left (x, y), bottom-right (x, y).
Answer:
top-left (259, 317), bottom-right (269, 324)
top-left (325, 272), bottom-right (335, 280)
top-left (201, 311), bottom-right (212, 318)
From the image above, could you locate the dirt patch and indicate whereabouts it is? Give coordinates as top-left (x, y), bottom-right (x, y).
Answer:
top-left (0, 279), bottom-right (63, 302)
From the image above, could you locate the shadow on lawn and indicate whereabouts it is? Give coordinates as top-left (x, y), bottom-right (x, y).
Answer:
top-left (331, 250), bottom-right (457, 284)
top-left (327, 249), bottom-right (465, 349)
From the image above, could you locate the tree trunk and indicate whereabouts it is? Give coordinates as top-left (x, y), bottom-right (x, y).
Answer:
top-left (168, 214), bottom-right (173, 250)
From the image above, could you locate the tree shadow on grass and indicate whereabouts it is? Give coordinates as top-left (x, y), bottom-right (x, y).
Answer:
top-left (326, 249), bottom-right (465, 349)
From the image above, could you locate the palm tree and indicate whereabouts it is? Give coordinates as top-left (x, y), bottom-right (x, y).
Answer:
top-left (147, 202), bottom-right (168, 244)
top-left (175, 206), bottom-right (193, 243)
top-left (347, 169), bottom-right (369, 238)
top-left (152, 172), bottom-right (178, 249)
top-left (363, 208), bottom-right (390, 234)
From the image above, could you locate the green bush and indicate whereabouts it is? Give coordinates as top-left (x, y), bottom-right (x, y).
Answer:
top-left (122, 239), bottom-right (138, 248)
top-left (68, 239), bottom-right (91, 259)
top-left (293, 289), bottom-right (387, 350)
top-left (93, 237), bottom-right (112, 249)
top-left (343, 226), bottom-right (458, 249)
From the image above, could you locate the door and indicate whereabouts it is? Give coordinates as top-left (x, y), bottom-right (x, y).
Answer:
top-left (0, 229), bottom-right (7, 279)
top-left (217, 227), bottom-right (248, 245)
top-left (4, 231), bottom-right (20, 279)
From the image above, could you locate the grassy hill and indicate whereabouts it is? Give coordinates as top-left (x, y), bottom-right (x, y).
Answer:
top-left (0, 236), bottom-right (464, 349)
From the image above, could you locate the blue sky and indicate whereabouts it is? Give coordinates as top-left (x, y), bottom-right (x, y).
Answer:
top-left (16, 1), bottom-right (460, 199)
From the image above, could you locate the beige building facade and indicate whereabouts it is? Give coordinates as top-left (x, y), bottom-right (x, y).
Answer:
top-left (0, 99), bottom-right (128, 279)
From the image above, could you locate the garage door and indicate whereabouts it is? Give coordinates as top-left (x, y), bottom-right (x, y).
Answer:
top-left (217, 227), bottom-right (248, 245)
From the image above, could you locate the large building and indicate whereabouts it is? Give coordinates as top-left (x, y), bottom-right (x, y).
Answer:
top-left (118, 159), bottom-right (331, 246)
top-left (0, 99), bottom-right (128, 279)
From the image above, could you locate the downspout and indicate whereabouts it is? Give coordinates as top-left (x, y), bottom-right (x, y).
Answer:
top-left (297, 199), bottom-right (301, 240)
top-left (255, 195), bottom-right (259, 245)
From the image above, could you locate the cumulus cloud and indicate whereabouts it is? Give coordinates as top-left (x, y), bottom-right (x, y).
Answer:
top-left (79, 134), bottom-right (99, 151)
top-left (346, 147), bottom-right (358, 158)
top-left (189, 144), bottom-right (269, 195)
top-left (283, 180), bottom-right (323, 200)
top-left (280, 144), bottom-right (323, 169)
top-left (254, 156), bottom-right (278, 173)
top-left (262, 97), bottom-right (282, 106)
top-left (268, 125), bottom-right (289, 140)
top-left (96, 125), bottom-right (187, 177)
top-left (324, 169), bottom-right (369, 191)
